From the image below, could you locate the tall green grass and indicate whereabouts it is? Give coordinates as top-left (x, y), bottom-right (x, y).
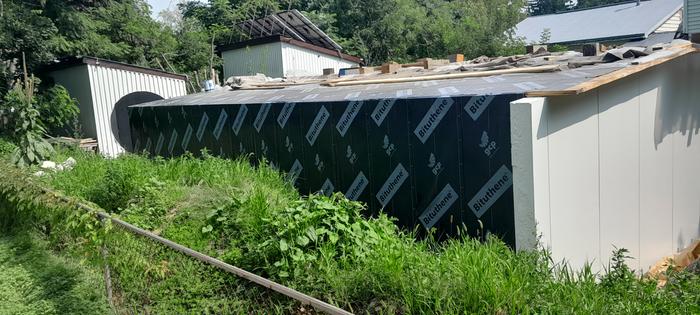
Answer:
top-left (6, 146), bottom-right (699, 314)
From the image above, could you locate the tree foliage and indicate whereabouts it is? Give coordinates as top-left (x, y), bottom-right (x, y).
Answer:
top-left (180, 0), bottom-right (528, 65)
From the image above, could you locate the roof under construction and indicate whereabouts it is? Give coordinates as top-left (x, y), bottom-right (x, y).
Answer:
top-left (134, 40), bottom-right (699, 108)
top-left (236, 9), bottom-right (342, 51)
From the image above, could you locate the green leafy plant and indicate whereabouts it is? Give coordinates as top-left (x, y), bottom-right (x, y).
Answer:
top-left (260, 193), bottom-right (395, 279)
top-left (0, 84), bottom-right (54, 166)
top-left (36, 84), bottom-right (80, 136)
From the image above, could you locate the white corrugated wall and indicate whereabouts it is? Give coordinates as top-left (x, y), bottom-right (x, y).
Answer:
top-left (281, 42), bottom-right (358, 77)
top-left (87, 65), bottom-right (187, 157)
top-left (511, 53), bottom-right (700, 273)
top-left (222, 42), bottom-right (285, 79)
top-left (655, 10), bottom-right (682, 33)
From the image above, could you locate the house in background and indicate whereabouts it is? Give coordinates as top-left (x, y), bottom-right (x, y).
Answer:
top-left (218, 10), bottom-right (361, 79)
top-left (42, 57), bottom-right (187, 157)
top-left (515, 0), bottom-right (684, 47)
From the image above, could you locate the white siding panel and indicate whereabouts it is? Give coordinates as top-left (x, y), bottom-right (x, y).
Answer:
top-left (597, 77), bottom-right (641, 271)
top-left (669, 55), bottom-right (700, 253)
top-left (518, 53), bottom-right (700, 272)
top-left (86, 65), bottom-right (186, 157)
top-left (638, 66), bottom-right (674, 271)
top-left (222, 42), bottom-right (284, 79)
top-left (546, 91), bottom-right (601, 270)
top-left (281, 43), bottom-right (358, 77)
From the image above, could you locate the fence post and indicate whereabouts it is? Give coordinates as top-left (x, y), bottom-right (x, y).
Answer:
top-left (100, 218), bottom-right (113, 307)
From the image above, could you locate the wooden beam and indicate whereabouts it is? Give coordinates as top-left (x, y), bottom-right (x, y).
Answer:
top-left (526, 45), bottom-right (699, 97)
top-left (381, 62), bottom-right (401, 74)
top-left (447, 54), bottom-right (464, 63)
top-left (323, 65), bottom-right (562, 87)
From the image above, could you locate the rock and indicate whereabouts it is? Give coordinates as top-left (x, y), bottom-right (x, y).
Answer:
top-left (33, 170), bottom-right (45, 177)
top-left (61, 157), bottom-right (77, 170)
top-left (40, 161), bottom-right (57, 170)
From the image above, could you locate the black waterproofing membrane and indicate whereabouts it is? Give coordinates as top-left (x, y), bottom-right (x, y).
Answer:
top-left (128, 93), bottom-right (523, 245)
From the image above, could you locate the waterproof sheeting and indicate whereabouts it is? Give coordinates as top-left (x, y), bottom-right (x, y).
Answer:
top-left (132, 64), bottom-right (625, 108)
top-left (129, 94), bottom-right (522, 244)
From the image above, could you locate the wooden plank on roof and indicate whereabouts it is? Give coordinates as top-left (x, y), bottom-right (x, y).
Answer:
top-left (526, 43), bottom-right (699, 97)
top-left (323, 65), bottom-right (562, 87)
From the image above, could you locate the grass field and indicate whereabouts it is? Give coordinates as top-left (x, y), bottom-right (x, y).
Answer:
top-left (1, 141), bottom-right (699, 314)
top-left (0, 232), bottom-right (111, 315)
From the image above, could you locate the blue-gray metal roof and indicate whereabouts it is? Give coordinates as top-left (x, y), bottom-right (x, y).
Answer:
top-left (514, 0), bottom-right (683, 45)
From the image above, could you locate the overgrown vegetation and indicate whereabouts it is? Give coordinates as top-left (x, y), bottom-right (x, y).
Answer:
top-left (0, 83), bottom-right (55, 166)
top-left (0, 141), bottom-right (696, 314)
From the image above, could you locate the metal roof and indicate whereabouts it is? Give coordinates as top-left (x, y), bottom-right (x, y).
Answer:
top-left (40, 56), bottom-right (187, 80)
top-left (514, 0), bottom-right (683, 45)
top-left (237, 10), bottom-right (342, 51)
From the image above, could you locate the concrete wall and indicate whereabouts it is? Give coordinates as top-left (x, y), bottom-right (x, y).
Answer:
top-left (511, 53), bottom-right (700, 272)
top-left (222, 42), bottom-right (284, 79)
top-left (280, 42), bottom-right (358, 77)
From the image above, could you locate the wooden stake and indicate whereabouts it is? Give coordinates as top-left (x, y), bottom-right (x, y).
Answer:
top-left (161, 53), bottom-right (176, 73)
top-left (21, 52), bottom-right (28, 96)
top-left (101, 245), bottom-right (113, 307)
top-left (155, 57), bottom-right (165, 71)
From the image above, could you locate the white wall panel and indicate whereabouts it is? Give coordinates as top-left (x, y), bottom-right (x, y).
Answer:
top-left (597, 77), bottom-right (641, 271)
top-left (222, 42), bottom-right (284, 79)
top-left (545, 91), bottom-right (601, 269)
top-left (514, 53), bottom-right (700, 273)
top-left (281, 43), bottom-right (358, 77)
top-left (669, 55), bottom-right (700, 254)
top-left (638, 66), bottom-right (674, 271)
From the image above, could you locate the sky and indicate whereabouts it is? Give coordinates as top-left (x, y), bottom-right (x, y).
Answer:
top-left (147, 0), bottom-right (176, 19)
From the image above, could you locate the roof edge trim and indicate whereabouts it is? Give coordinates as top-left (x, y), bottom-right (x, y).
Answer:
top-left (526, 43), bottom-right (699, 97)
top-left (41, 56), bottom-right (187, 80)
